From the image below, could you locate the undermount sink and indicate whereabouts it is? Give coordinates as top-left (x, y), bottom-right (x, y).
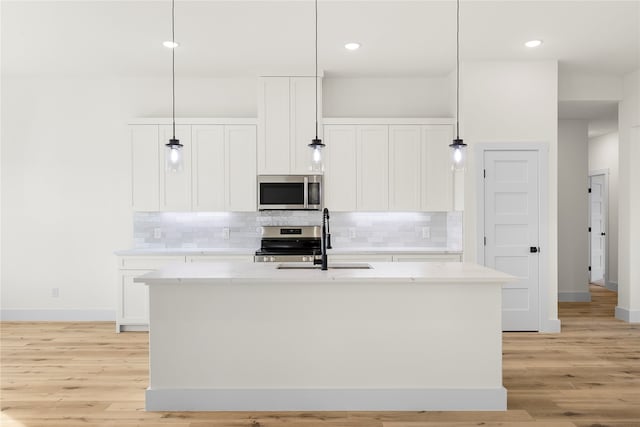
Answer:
top-left (277, 262), bottom-right (373, 270)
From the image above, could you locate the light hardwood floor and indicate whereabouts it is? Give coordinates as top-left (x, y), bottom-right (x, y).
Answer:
top-left (1, 285), bottom-right (639, 427)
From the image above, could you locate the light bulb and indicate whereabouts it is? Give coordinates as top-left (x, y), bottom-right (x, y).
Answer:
top-left (453, 147), bottom-right (462, 163)
top-left (170, 147), bottom-right (180, 164)
top-left (313, 147), bottom-right (321, 162)
top-left (163, 41), bottom-right (179, 48)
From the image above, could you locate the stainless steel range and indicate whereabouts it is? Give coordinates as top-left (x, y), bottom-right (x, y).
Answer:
top-left (254, 226), bottom-right (322, 263)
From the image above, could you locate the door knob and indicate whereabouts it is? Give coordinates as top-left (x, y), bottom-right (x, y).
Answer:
top-left (530, 247), bottom-right (539, 253)
top-left (601, 232), bottom-right (606, 236)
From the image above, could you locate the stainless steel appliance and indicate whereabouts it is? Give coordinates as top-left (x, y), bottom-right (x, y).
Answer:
top-left (257, 175), bottom-right (322, 210)
top-left (254, 226), bottom-right (322, 263)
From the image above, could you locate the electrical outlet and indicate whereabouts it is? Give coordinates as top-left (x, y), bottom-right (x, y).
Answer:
top-left (222, 227), bottom-right (230, 240)
top-left (422, 227), bottom-right (431, 239)
top-left (153, 228), bottom-right (162, 239)
top-left (349, 227), bottom-right (357, 239)
top-left (52, 288), bottom-right (59, 298)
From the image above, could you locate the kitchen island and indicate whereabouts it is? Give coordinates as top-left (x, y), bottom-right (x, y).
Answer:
top-left (135, 261), bottom-right (513, 411)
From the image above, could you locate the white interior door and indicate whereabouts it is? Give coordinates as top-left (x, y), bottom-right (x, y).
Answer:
top-left (484, 150), bottom-right (540, 331)
top-left (589, 174), bottom-right (606, 283)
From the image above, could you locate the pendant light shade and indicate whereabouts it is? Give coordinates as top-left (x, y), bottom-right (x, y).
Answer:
top-left (450, 0), bottom-right (467, 171)
top-left (165, 0), bottom-right (183, 172)
top-left (307, 0), bottom-right (325, 172)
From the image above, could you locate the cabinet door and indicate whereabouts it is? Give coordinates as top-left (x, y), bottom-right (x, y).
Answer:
top-left (226, 125), bottom-right (257, 211)
top-left (159, 125), bottom-right (192, 211)
top-left (421, 125), bottom-right (454, 211)
top-left (257, 77), bottom-right (290, 174)
top-left (131, 125), bottom-right (160, 211)
top-left (389, 125), bottom-right (422, 211)
top-left (357, 125), bottom-right (389, 211)
top-left (192, 125), bottom-right (225, 211)
top-left (290, 77), bottom-right (322, 174)
top-left (117, 270), bottom-right (151, 327)
top-left (324, 125), bottom-right (357, 211)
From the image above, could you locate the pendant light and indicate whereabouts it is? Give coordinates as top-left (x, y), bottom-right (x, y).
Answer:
top-left (449, 0), bottom-right (467, 170)
top-left (308, 0), bottom-right (325, 172)
top-left (165, 0), bottom-right (183, 172)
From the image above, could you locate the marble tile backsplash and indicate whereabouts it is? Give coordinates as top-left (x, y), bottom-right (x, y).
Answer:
top-left (133, 211), bottom-right (463, 250)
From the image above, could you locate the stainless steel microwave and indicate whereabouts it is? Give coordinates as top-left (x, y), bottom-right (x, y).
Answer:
top-left (257, 175), bottom-right (323, 210)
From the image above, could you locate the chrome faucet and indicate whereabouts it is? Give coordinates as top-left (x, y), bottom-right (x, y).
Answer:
top-left (315, 208), bottom-right (332, 270)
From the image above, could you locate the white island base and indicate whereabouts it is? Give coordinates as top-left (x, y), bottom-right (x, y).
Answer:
top-left (136, 262), bottom-right (513, 411)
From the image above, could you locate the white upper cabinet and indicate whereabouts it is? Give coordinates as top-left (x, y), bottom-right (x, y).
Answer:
top-left (225, 125), bottom-right (256, 211)
top-left (131, 125), bottom-right (160, 211)
top-left (323, 121), bottom-right (455, 212)
top-left (131, 121), bottom-right (256, 212)
top-left (159, 125), bottom-right (192, 211)
top-left (389, 125), bottom-right (422, 211)
top-left (324, 125), bottom-right (357, 211)
top-left (357, 125), bottom-right (389, 211)
top-left (192, 125), bottom-right (226, 211)
top-left (421, 125), bottom-right (454, 211)
top-left (258, 76), bottom-right (322, 175)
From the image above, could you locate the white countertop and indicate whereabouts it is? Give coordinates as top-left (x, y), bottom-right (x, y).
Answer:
top-left (134, 261), bottom-right (513, 284)
top-left (115, 247), bottom-right (462, 256)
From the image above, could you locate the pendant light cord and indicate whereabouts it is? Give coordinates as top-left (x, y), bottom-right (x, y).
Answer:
top-left (172, 0), bottom-right (176, 140)
top-left (314, 0), bottom-right (319, 139)
top-left (455, 0), bottom-right (460, 140)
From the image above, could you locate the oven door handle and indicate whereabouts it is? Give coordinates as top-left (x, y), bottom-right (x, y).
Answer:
top-left (303, 176), bottom-right (309, 209)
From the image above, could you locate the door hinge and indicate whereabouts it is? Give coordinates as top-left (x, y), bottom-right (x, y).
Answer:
top-left (589, 227), bottom-right (591, 232)
top-left (589, 266), bottom-right (592, 271)
top-left (588, 188), bottom-right (592, 193)
top-left (484, 236), bottom-right (487, 246)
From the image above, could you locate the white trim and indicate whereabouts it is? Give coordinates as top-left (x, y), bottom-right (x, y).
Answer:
top-left (541, 319), bottom-right (561, 333)
top-left (605, 280), bottom-right (618, 292)
top-left (615, 306), bottom-right (640, 323)
top-left (474, 142), bottom-right (553, 333)
top-left (145, 387), bottom-right (507, 412)
top-left (558, 292), bottom-right (592, 302)
top-left (588, 169), bottom-right (609, 285)
top-left (128, 118), bottom-right (257, 125)
top-left (323, 118), bottom-right (454, 126)
top-left (0, 309), bottom-right (115, 321)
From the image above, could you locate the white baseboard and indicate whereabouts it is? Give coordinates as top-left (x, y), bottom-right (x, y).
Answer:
top-left (605, 281), bottom-right (618, 292)
top-left (145, 387), bottom-right (507, 411)
top-left (615, 306), bottom-right (640, 323)
top-left (558, 292), bottom-right (592, 302)
top-left (541, 318), bottom-right (561, 333)
top-left (0, 309), bottom-right (115, 321)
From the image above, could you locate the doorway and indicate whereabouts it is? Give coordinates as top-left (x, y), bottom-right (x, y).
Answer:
top-left (479, 147), bottom-right (546, 331)
top-left (589, 171), bottom-right (608, 286)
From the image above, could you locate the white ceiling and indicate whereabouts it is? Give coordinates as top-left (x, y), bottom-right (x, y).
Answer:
top-left (1, 1), bottom-right (639, 78)
top-left (558, 100), bottom-right (619, 137)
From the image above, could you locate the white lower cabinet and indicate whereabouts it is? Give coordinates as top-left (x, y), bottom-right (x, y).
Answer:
top-left (116, 256), bottom-right (185, 332)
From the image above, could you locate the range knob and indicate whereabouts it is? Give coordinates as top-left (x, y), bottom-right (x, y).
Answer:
top-left (270, 256), bottom-right (276, 262)
top-left (302, 256), bottom-right (309, 262)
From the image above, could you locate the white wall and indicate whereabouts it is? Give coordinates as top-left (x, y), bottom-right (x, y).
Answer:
top-left (616, 68), bottom-right (640, 322)
top-left (588, 131), bottom-right (619, 288)
top-left (558, 71), bottom-right (623, 102)
top-left (323, 76), bottom-right (452, 118)
top-left (0, 76), bottom-right (256, 319)
top-left (461, 60), bottom-right (560, 331)
top-left (557, 120), bottom-right (589, 301)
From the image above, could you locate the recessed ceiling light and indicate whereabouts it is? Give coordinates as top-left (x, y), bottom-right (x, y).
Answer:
top-left (344, 42), bottom-right (361, 51)
top-left (163, 41), bottom-right (179, 49)
top-left (525, 40), bottom-right (543, 48)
